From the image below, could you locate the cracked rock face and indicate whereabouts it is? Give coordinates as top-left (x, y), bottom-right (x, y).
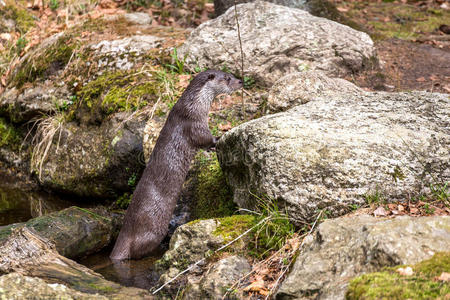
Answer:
top-left (217, 91), bottom-right (449, 225)
top-left (276, 215), bottom-right (450, 299)
top-left (185, 255), bottom-right (251, 299)
top-left (179, 1), bottom-right (375, 86)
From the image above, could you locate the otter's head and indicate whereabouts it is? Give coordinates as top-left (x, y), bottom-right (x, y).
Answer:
top-left (191, 70), bottom-right (243, 100)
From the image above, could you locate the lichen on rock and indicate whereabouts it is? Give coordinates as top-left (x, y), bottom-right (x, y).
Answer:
top-left (277, 215), bottom-right (450, 299)
top-left (217, 90), bottom-right (449, 225)
top-left (179, 1), bottom-right (375, 86)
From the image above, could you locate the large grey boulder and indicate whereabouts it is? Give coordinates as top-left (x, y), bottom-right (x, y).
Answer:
top-left (214, 0), bottom-right (310, 16)
top-left (179, 1), bottom-right (375, 86)
top-left (268, 71), bottom-right (361, 112)
top-left (276, 215), bottom-right (450, 299)
top-left (214, 0), bottom-right (350, 25)
top-left (217, 91), bottom-right (449, 225)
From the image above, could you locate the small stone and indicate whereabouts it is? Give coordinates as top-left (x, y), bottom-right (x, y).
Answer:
top-left (396, 266), bottom-right (414, 276)
top-left (124, 12), bottom-right (152, 25)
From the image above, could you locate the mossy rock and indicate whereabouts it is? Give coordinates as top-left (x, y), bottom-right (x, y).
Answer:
top-left (0, 117), bottom-right (21, 150)
top-left (212, 214), bottom-right (256, 242)
top-left (0, 206), bottom-right (122, 258)
top-left (11, 33), bottom-right (78, 88)
top-left (191, 151), bottom-right (236, 219)
top-left (346, 252), bottom-right (450, 299)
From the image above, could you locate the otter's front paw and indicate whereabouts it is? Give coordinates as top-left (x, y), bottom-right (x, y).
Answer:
top-left (208, 136), bottom-right (220, 152)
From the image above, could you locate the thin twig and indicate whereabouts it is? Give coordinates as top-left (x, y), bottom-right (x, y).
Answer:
top-left (233, 0), bottom-right (245, 120)
top-left (264, 210), bottom-right (324, 299)
top-left (151, 217), bottom-right (269, 295)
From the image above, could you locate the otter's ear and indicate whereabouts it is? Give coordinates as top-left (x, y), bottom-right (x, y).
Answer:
top-left (207, 74), bottom-right (215, 81)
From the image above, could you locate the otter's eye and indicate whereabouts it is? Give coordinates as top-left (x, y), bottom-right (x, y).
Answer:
top-left (208, 74), bottom-right (215, 80)
top-left (226, 77), bottom-right (231, 82)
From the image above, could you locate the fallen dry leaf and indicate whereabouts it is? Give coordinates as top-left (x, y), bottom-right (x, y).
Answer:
top-left (429, 74), bottom-right (439, 81)
top-left (374, 206), bottom-right (388, 217)
top-left (177, 74), bottom-right (191, 89)
top-left (416, 77), bottom-right (426, 82)
top-left (387, 204), bottom-right (397, 210)
top-left (396, 266), bottom-right (414, 276)
top-left (398, 204), bottom-right (405, 212)
top-left (99, 0), bottom-right (118, 9)
top-left (410, 207), bottom-right (419, 214)
top-left (218, 122), bottom-right (232, 131)
top-left (243, 278), bottom-right (269, 296)
top-left (337, 7), bottom-right (349, 12)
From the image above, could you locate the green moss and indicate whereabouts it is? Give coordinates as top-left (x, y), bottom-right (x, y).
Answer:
top-left (192, 151), bottom-right (236, 219)
top-left (86, 282), bottom-right (117, 294)
top-left (247, 195), bottom-right (295, 258)
top-left (75, 70), bottom-right (178, 119)
top-left (213, 214), bottom-right (256, 242)
top-left (116, 192), bottom-right (132, 209)
top-left (13, 34), bottom-right (78, 87)
top-left (0, 1), bottom-right (35, 33)
top-left (347, 252), bottom-right (450, 300)
top-left (0, 117), bottom-right (22, 150)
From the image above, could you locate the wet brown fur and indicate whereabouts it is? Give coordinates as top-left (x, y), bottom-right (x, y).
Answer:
top-left (110, 70), bottom-right (242, 260)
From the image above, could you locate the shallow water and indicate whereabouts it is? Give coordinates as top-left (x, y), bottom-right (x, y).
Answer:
top-left (79, 246), bottom-right (166, 290)
top-left (0, 169), bottom-right (166, 290)
top-left (0, 171), bottom-right (73, 226)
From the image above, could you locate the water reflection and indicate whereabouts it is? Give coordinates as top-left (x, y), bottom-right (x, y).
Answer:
top-left (0, 171), bottom-right (72, 226)
top-left (79, 247), bottom-right (166, 290)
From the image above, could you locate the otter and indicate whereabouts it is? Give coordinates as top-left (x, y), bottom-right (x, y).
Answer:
top-left (110, 70), bottom-right (243, 260)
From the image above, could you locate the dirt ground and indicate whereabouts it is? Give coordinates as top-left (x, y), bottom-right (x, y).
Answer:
top-left (348, 38), bottom-right (450, 93)
top-left (331, 0), bottom-right (450, 93)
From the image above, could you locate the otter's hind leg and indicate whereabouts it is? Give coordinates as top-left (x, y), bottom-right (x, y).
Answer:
top-left (129, 229), bottom-right (164, 259)
top-left (110, 232), bottom-right (132, 260)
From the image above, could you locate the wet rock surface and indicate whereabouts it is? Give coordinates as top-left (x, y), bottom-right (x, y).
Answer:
top-left (277, 215), bottom-right (450, 299)
top-left (0, 226), bottom-right (153, 299)
top-left (0, 206), bottom-right (123, 258)
top-left (179, 1), bottom-right (375, 86)
top-left (0, 272), bottom-right (107, 300)
top-left (217, 91), bottom-right (449, 225)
